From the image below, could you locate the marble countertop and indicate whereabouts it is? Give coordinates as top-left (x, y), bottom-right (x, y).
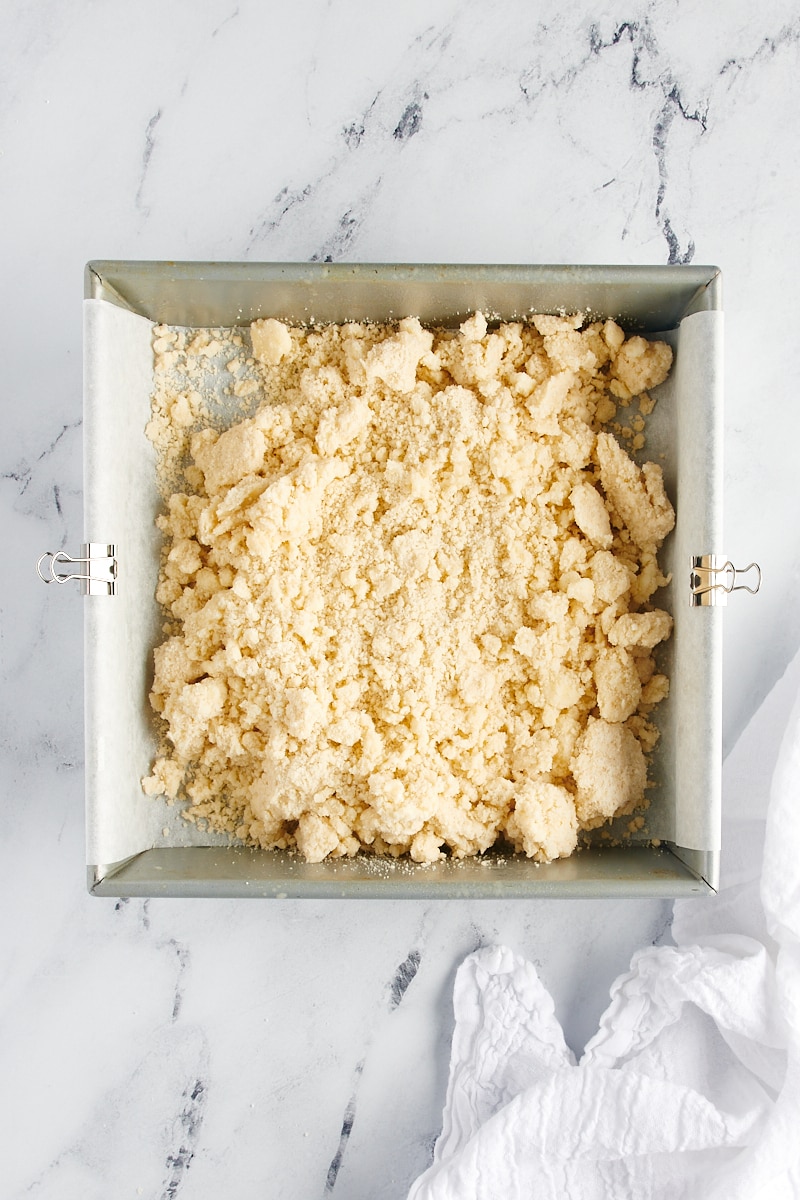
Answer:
top-left (3, 3), bottom-right (799, 1197)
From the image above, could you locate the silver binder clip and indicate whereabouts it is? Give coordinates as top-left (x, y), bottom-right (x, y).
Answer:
top-left (690, 555), bottom-right (761, 607)
top-left (36, 544), bottom-right (117, 596)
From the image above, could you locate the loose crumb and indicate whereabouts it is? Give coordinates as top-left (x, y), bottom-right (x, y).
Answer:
top-left (143, 313), bottom-right (674, 865)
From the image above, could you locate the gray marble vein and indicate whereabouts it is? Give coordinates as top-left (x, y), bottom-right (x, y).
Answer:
top-left (136, 109), bottom-right (163, 217)
top-left (388, 949), bottom-right (422, 1011)
top-left (324, 1059), bottom-right (363, 1195)
top-left (160, 1077), bottom-right (208, 1200)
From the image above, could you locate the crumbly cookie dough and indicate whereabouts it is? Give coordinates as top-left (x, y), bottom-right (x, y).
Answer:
top-left (143, 311), bottom-right (675, 864)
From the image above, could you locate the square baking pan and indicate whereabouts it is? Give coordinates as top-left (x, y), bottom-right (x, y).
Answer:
top-left (83, 261), bottom-right (723, 898)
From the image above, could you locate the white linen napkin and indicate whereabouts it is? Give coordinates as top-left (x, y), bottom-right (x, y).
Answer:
top-left (408, 647), bottom-right (800, 1200)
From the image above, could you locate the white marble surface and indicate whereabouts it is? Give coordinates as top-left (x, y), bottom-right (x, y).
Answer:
top-left (2, 2), bottom-right (799, 1196)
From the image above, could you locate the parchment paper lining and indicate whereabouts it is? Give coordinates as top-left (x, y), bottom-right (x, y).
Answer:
top-left (84, 300), bottom-right (722, 866)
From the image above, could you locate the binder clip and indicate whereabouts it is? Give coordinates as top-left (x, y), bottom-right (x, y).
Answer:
top-left (690, 555), bottom-right (761, 607)
top-left (36, 544), bottom-right (117, 596)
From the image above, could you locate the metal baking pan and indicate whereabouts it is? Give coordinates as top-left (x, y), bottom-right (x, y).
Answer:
top-left (82, 261), bottom-right (724, 898)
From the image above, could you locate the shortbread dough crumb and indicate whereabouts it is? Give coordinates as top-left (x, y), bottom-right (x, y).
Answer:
top-left (143, 313), bottom-right (675, 864)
